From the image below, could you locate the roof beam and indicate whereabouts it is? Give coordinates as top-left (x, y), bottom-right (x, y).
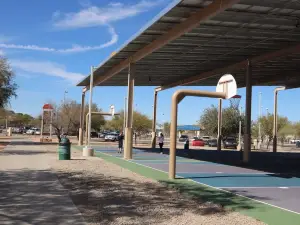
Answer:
top-left (92, 0), bottom-right (241, 86)
top-left (159, 43), bottom-right (300, 90)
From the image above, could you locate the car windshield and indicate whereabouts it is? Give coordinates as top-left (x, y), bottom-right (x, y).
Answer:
top-left (226, 138), bottom-right (235, 141)
top-left (180, 135), bottom-right (188, 138)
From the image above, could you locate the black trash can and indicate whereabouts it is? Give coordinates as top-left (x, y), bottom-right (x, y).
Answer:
top-left (58, 137), bottom-right (71, 160)
top-left (184, 140), bottom-right (189, 150)
top-left (296, 141), bottom-right (300, 148)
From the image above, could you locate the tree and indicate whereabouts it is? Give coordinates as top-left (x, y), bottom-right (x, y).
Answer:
top-left (0, 57), bottom-right (18, 107)
top-left (198, 105), bottom-right (244, 137)
top-left (198, 105), bottom-right (218, 136)
top-left (294, 122), bottom-right (300, 139)
top-left (278, 123), bottom-right (294, 146)
top-left (162, 122), bottom-right (170, 137)
top-left (104, 110), bottom-right (152, 135)
top-left (49, 100), bottom-right (104, 142)
top-left (132, 111), bottom-right (152, 136)
top-left (259, 114), bottom-right (288, 148)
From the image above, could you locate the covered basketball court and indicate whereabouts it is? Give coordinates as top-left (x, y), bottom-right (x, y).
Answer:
top-left (77, 0), bottom-right (300, 160)
top-left (76, 0), bottom-right (300, 221)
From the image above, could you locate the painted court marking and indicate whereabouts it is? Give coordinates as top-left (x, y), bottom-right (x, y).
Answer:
top-left (98, 150), bottom-right (300, 216)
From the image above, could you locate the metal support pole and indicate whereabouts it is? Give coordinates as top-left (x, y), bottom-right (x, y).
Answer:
top-left (258, 92), bottom-right (262, 149)
top-left (83, 66), bottom-right (94, 157)
top-left (217, 99), bottom-right (222, 151)
top-left (87, 67), bottom-right (94, 147)
top-left (273, 87), bottom-right (285, 153)
top-left (124, 63), bottom-right (135, 160)
top-left (85, 113), bottom-right (89, 145)
top-left (151, 90), bottom-right (158, 148)
top-left (123, 97), bottom-right (127, 132)
top-left (50, 110), bottom-right (53, 140)
top-left (40, 110), bottom-right (44, 141)
top-left (78, 91), bottom-right (85, 146)
top-left (243, 59), bottom-right (252, 163)
top-left (237, 106), bottom-right (242, 150)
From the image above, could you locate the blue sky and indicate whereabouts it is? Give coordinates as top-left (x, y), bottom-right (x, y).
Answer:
top-left (0, 0), bottom-right (299, 125)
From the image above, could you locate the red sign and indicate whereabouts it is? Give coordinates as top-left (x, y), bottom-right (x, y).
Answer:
top-left (43, 104), bottom-right (53, 110)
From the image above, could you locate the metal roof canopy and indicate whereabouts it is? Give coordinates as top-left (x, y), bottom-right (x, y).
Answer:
top-left (77, 0), bottom-right (300, 89)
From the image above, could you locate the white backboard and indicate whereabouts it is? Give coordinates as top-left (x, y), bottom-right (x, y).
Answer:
top-left (216, 74), bottom-right (237, 99)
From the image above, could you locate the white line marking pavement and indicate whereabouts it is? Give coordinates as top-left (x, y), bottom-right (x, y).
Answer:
top-left (177, 172), bottom-right (268, 175)
top-left (219, 187), bottom-right (298, 189)
top-left (98, 151), bottom-right (300, 215)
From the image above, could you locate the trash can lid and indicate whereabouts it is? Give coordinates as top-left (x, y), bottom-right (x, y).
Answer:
top-left (60, 137), bottom-right (70, 143)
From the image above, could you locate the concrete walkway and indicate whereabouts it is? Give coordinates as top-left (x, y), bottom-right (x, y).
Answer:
top-left (0, 140), bottom-right (86, 225)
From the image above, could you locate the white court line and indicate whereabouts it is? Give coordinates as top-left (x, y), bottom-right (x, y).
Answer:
top-left (98, 151), bottom-right (300, 215)
top-left (218, 186), bottom-right (296, 189)
top-left (177, 172), bottom-right (269, 175)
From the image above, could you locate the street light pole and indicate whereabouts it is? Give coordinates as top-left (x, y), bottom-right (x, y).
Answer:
top-left (63, 91), bottom-right (68, 105)
top-left (258, 92), bottom-right (262, 149)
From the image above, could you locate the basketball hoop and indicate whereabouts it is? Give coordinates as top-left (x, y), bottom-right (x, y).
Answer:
top-left (216, 74), bottom-right (237, 99)
top-left (229, 95), bottom-right (241, 110)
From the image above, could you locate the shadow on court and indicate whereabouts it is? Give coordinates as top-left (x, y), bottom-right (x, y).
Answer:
top-left (136, 147), bottom-right (300, 177)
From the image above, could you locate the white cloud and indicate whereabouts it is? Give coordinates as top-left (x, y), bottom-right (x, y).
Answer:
top-left (53, 0), bottom-right (163, 29)
top-left (0, 49), bottom-right (4, 56)
top-left (0, 0), bottom-right (162, 54)
top-left (10, 60), bottom-right (84, 84)
top-left (0, 26), bottom-right (118, 53)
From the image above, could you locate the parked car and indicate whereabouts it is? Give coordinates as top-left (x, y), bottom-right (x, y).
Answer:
top-left (90, 132), bottom-right (98, 138)
top-left (105, 133), bottom-right (119, 142)
top-left (26, 128), bottom-right (40, 135)
top-left (202, 136), bottom-right (211, 145)
top-left (192, 138), bottom-right (205, 146)
top-left (191, 136), bottom-right (199, 141)
top-left (179, 135), bottom-right (189, 142)
top-left (26, 129), bottom-right (35, 135)
top-left (208, 139), bottom-right (218, 147)
top-left (223, 137), bottom-right (237, 149)
top-left (99, 133), bottom-right (106, 138)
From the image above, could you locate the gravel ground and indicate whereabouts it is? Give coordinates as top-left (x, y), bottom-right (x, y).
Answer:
top-left (47, 146), bottom-right (265, 225)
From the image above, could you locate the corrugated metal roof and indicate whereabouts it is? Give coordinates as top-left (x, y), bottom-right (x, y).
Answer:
top-left (77, 0), bottom-right (300, 88)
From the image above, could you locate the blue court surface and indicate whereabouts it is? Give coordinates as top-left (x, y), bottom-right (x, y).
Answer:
top-left (93, 146), bottom-right (300, 215)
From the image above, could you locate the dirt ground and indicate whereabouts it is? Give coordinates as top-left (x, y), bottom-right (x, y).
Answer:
top-left (47, 146), bottom-right (264, 225)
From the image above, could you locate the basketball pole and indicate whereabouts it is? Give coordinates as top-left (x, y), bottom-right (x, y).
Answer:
top-left (217, 98), bottom-right (222, 151)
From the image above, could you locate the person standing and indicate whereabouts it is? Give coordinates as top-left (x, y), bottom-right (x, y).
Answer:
top-left (158, 133), bottom-right (164, 154)
top-left (118, 131), bottom-right (124, 153)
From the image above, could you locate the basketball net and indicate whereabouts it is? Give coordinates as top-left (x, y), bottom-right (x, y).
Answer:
top-left (229, 95), bottom-right (241, 110)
